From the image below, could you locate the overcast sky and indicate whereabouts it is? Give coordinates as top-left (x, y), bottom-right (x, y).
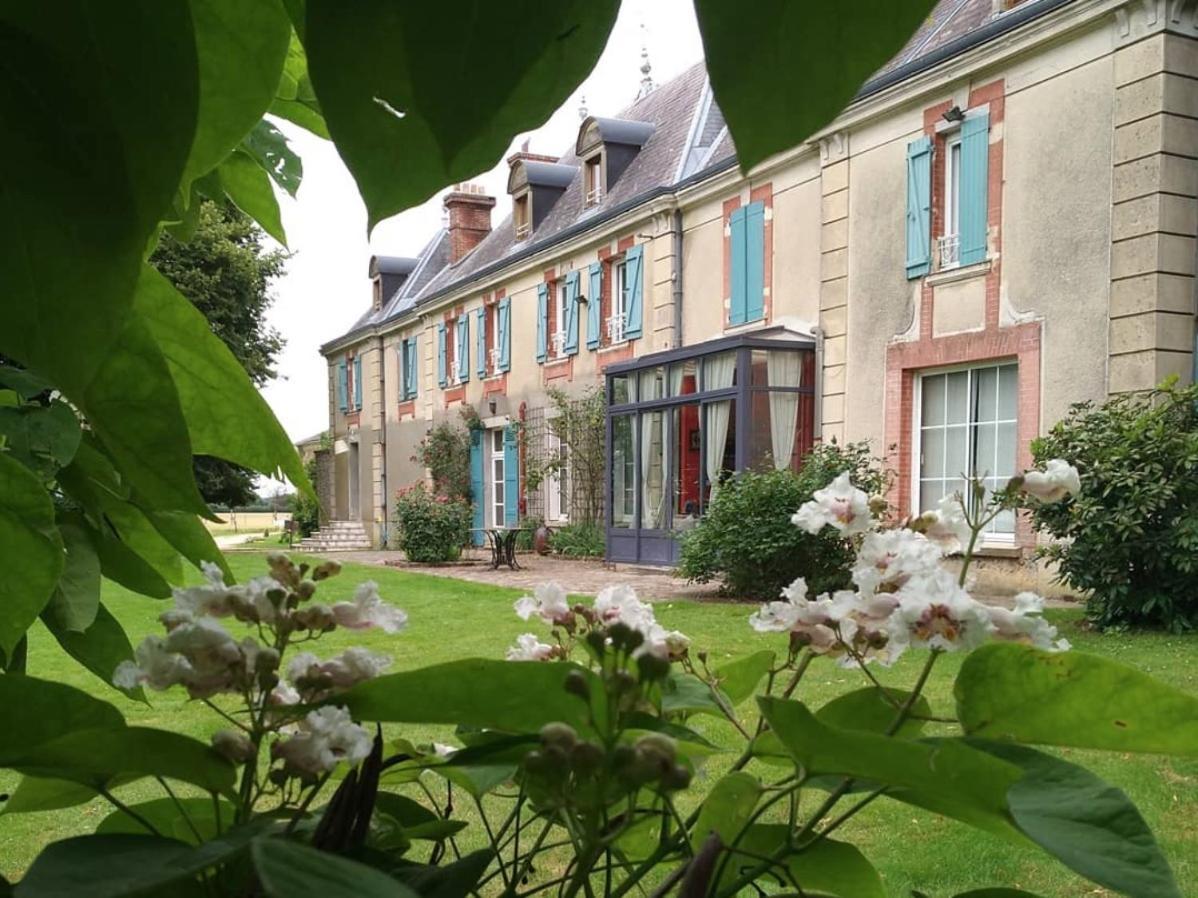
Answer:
top-left (257, 0), bottom-right (705, 491)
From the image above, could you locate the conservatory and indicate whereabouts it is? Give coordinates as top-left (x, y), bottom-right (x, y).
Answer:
top-left (604, 328), bottom-right (818, 565)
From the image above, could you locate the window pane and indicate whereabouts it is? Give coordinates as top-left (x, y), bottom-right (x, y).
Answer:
top-left (998, 364), bottom-right (1018, 419)
top-left (639, 367), bottom-right (666, 401)
top-left (995, 421), bottom-right (1017, 477)
top-left (922, 374), bottom-right (946, 427)
top-left (672, 404), bottom-right (701, 531)
top-left (920, 427), bottom-right (945, 478)
top-left (919, 479), bottom-right (943, 513)
top-left (975, 367), bottom-right (998, 423)
top-left (670, 359), bottom-right (697, 396)
top-left (611, 415), bottom-right (636, 529)
top-left (946, 371), bottom-right (969, 424)
top-left (944, 425), bottom-right (969, 480)
top-left (611, 374), bottom-right (635, 405)
top-left (641, 410), bottom-right (666, 529)
top-left (703, 399), bottom-right (736, 507)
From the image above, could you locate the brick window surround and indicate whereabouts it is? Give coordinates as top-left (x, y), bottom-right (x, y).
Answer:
top-left (885, 79), bottom-right (1042, 549)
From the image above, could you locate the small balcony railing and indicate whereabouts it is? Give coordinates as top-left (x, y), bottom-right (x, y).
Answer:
top-left (585, 186), bottom-right (603, 205)
top-left (937, 233), bottom-right (960, 270)
top-left (515, 221), bottom-right (531, 240)
top-left (551, 331), bottom-right (567, 357)
top-left (606, 312), bottom-right (627, 344)
top-left (489, 347), bottom-right (502, 373)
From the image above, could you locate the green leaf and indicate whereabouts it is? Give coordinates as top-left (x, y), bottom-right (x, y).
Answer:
top-left (97, 796), bottom-right (237, 844)
top-left (302, 0), bottom-right (619, 227)
top-left (953, 891), bottom-right (1048, 897)
top-left (4, 727), bottom-right (237, 800)
top-left (660, 671), bottom-right (724, 717)
top-left (243, 120), bottom-right (303, 197)
top-left (372, 792), bottom-right (464, 841)
top-left (271, 33), bottom-right (330, 139)
top-left (218, 149), bottom-right (287, 245)
top-left (0, 366), bottom-right (53, 400)
top-left (969, 740), bottom-right (1181, 898)
top-left (45, 521), bottom-right (101, 632)
top-left (1, 776), bottom-right (103, 816)
top-left (42, 601), bottom-right (146, 703)
top-left (0, 399), bottom-right (81, 478)
top-left (337, 659), bottom-right (600, 734)
top-left (955, 643), bottom-right (1198, 756)
top-left (691, 771), bottom-right (760, 853)
top-left (92, 525), bottom-right (173, 598)
top-left (719, 825), bottom-right (885, 898)
top-left (252, 837), bottom-right (418, 898)
top-left (757, 697), bottom-right (1024, 840)
top-left (184, 0), bottom-right (292, 186)
top-left (0, 2), bottom-right (197, 412)
top-left (694, 0), bottom-right (936, 172)
top-left (18, 822), bottom-right (270, 897)
top-left (0, 675), bottom-right (124, 761)
top-left (134, 266), bottom-right (310, 496)
top-left (146, 509), bottom-right (233, 583)
top-left (714, 650), bottom-right (774, 706)
top-left (816, 686), bottom-right (931, 739)
top-left (390, 850), bottom-right (493, 898)
top-left (0, 454), bottom-right (63, 654)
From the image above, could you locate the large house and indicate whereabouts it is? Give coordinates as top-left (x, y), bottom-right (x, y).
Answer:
top-left (316, 0), bottom-right (1198, 582)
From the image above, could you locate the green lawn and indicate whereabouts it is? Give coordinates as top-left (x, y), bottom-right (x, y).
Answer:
top-left (3, 553), bottom-right (1196, 896)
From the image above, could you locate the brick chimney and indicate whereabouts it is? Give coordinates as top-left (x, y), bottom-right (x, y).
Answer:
top-left (444, 183), bottom-right (496, 264)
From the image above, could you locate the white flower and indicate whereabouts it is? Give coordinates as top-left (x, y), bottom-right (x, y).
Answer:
top-left (893, 569), bottom-right (992, 652)
top-left (211, 729), bottom-right (255, 764)
top-left (919, 493), bottom-right (973, 554)
top-left (287, 647), bottom-right (392, 697)
top-left (331, 581), bottom-right (408, 633)
top-left (984, 592), bottom-right (1070, 652)
top-left (852, 529), bottom-right (942, 595)
top-left (1019, 459), bottom-right (1081, 503)
top-left (113, 635), bottom-right (192, 691)
top-left (239, 575), bottom-right (285, 624)
top-left (593, 585), bottom-right (655, 630)
top-left (169, 562), bottom-right (237, 620)
top-left (433, 742), bottom-right (458, 758)
top-left (514, 582), bottom-right (573, 626)
top-left (749, 579), bottom-right (855, 655)
top-left (273, 706), bottom-right (372, 776)
top-left (162, 618), bottom-right (244, 698)
top-left (792, 472), bottom-right (872, 536)
top-left (270, 680), bottom-right (301, 707)
top-left (506, 633), bottom-right (558, 661)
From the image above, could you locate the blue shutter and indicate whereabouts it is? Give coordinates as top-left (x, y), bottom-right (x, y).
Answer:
top-left (729, 206), bottom-right (748, 324)
top-left (503, 425), bottom-right (519, 527)
top-left (744, 201), bottom-right (765, 322)
top-left (624, 244), bottom-right (644, 339)
top-left (535, 283), bottom-right (548, 362)
top-left (336, 359), bottom-right (348, 412)
top-left (469, 428), bottom-right (485, 544)
top-left (905, 136), bottom-right (933, 279)
top-left (476, 308), bottom-right (487, 378)
top-left (564, 270), bottom-right (580, 355)
top-left (497, 297), bottom-right (511, 372)
top-left (457, 315), bottom-right (470, 383)
top-left (436, 323), bottom-right (447, 387)
top-left (352, 356), bottom-right (363, 409)
top-left (959, 112), bottom-right (990, 266)
top-left (587, 263), bottom-right (602, 350)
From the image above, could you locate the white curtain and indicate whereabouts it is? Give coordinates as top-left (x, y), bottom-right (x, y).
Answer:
top-left (703, 352), bottom-right (736, 503)
top-left (767, 350), bottom-right (802, 471)
top-left (640, 411), bottom-right (664, 529)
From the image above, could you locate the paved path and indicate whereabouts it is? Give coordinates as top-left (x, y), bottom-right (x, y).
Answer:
top-left (296, 548), bottom-right (1077, 608)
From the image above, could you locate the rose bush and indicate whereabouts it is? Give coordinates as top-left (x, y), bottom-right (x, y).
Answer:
top-left (393, 483), bottom-right (472, 563)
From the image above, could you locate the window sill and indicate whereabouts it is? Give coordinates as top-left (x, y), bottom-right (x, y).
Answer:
top-left (927, 259), bottom-right (990, 287)
top-left (951, 543), bottom-right (1021, 559)
top-left (598, 340), bottom-right (632, 353)
top-left (724, 317), bottom-right (767, 335)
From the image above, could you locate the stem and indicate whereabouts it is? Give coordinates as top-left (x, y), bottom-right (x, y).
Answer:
top-left (885, 650), bottom-right (940, 738)
top-left (283, 772), bottom-right (332, 835)
top-left (155, 777), bottom-right (202, 843)
top-left (476, 795), bottom-right (511, 890)
top-left (806, 786), bottom-right (887, 846)
top-left (778, 651), bottom-right (814, 701)
top-left (201, 698), bottom-right (252, 733)
top-left (97, 787), bottom-right (162, 837)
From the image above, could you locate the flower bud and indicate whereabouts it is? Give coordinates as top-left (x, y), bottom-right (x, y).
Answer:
top-left (256, 647), bottom-right (281, 673)
top-left (868, 494), bottom-right (889, 516)
top-left (660, 763), bottom-right (692, 791)
top-left (612, 670), bottom-right (638, 695)
top-left (523, 749), bottom-right (550, 775)
top-left (584, 631), bottom-right (607, 658)
top-left (636, 653), bottom-right (671, 683)
top-left (569, 741), bottom-right (605, 774)
top-left (211, 729), bottom-right (255, 764)
top-left (296, 580), bottom-right (317, 601)
top-left (539, 723), bottom-right (578, 750)
top-left (610, 744), bottom-right (636, 771)
top-left (564, 669), bottom-right (591, 702)
top-left (312, 560), bottom-right (342, 581)
top-left (634, 733), bottom-right (676, 764)
top-left (607, 622), bottom-right (635, 651)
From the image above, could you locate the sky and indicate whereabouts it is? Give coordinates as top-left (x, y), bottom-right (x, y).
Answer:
top-left (258, 0), bottom-right (706, 492)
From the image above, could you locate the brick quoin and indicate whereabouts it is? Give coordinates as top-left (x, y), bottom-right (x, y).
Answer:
top-left (721, 195), bottom-right (741, 328)
top-left (890, 79), bottom-right (1038, 547)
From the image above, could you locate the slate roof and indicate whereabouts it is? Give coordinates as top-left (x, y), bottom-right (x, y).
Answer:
top-left (324, 0), bottom-right (1065, 352)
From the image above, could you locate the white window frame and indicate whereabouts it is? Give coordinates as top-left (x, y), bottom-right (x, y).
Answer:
top-left (910, 361), bottom-right (1019, 544)
top-left (490, 428), bottom-right (506, 528)
top-left (938, 133), bottom-right (963, 270)
top-left (545, 427), bottom-right (569, 523)
top-left (585, 156), bottom-right (603, 205)
top-left (608, 259), bottom-right (629, 344)
top-left (553, 280), bottom-right (569, 358)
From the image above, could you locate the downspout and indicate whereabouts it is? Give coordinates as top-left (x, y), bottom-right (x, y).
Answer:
top-left (376, 335), bottom-right (389, 548)
top-left (672, 208), bottom-right (684, 347)
top-left (812, 326), bottom-right (825, 442)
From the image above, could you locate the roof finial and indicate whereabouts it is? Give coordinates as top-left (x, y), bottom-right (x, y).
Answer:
top-left (578, 93), bottom-right (589, 120)
top-left (636, 24), bottom-right (655, 99)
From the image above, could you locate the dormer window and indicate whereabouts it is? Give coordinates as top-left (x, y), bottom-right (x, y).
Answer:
top-left (585, 156), bottom-right (603, 205)
top-left (514, 193), bottom-right (531, 240)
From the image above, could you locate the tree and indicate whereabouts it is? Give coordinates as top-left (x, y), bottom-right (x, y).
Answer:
top-left (151, 200), bottom-right (288, 507)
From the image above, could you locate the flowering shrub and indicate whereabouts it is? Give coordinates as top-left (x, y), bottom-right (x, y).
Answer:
top-left (393, 483), bottom-right (471, 563)
top-left (1020, 380), bottom-right (1198, 631)
top-left (3, 462), bottom-right (1196, 898)
top-left (678, 441), bottom-right (887, 598)
top-left (413, 416), bottom-right (474, 503)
